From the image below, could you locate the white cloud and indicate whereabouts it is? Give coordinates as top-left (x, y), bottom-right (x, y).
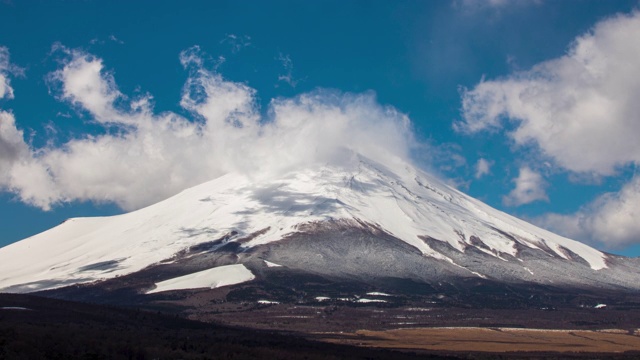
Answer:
top-left (537, 175), bottom-right (640, 248)
top-left (0, 110), bottom-right (61, 210)
top-left (474, 158), bottom-right (492, 179)
top-left (503, 167), bottom-right (548, 206)
top-left (0, 49), bottom-right (52, 208)
top-left (458, 11), bottom-right (640, 245)
top-left (0, 47), bottom-right (414, 211)
top-left (0, 46), bottom-right (15, 99)
top-left (50, 48), bottom-right (125, 123)
top-left (0, 111), bottom-right (29, 181)
top-left (457, 11), bottom-right (640, 176)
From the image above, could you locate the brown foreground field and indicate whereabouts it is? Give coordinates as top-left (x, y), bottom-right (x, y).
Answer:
top-left (320, 327), bottom-right (640, 354)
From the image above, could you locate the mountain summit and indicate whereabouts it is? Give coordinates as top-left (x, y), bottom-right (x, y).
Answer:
top-left (0, 153), bottom-right (638, 295)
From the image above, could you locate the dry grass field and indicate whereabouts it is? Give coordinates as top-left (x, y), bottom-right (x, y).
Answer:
top-left (321, 327), bottom-right (640, 353)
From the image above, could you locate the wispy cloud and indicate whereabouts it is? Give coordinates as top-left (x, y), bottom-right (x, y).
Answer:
top-left (89, 35), bottom-right (124, 45)
top-left (277, 53), bottom-right (301, 88)
top-left (503, 166), bottom-right (548, 206)
top-left (454, 0), bottom-right (541, 14)
top-left (0, 46), bottom-right (22, 99)
top-left (474, 158), bottom-right (492, 179)
top-left (180, 45), bottom-right (225, 71)
top-left (220, 34), bottom-right (251, 54)
top-left (0, 46), bottom-right (414, 211)
top-left (108, 35), bottom-right (124, 44)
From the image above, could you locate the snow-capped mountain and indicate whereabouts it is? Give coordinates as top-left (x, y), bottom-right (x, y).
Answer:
top-left (0, 153), bottom-right (638, 295)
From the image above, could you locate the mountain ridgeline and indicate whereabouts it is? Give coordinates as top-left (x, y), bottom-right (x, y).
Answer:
top-left (1, 153), bottom-right (639, 307)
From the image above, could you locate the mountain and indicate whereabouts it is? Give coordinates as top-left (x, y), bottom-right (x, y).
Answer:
top-left (1, 152), bottom-right (639, 299)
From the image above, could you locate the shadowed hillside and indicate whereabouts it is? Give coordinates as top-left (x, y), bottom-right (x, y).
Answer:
top-left (0, 293), bottom-right (454, 360)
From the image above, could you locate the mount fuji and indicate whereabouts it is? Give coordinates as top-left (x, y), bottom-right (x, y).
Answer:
top-left (1, 151), bottom-right (639, 302)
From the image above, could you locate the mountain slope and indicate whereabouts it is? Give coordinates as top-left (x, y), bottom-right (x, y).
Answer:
top-left (0, 153), bottom-right (636, 294)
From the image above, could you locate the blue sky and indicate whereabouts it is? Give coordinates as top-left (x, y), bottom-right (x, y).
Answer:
top-left (1, 1), bottom-right (640, 256)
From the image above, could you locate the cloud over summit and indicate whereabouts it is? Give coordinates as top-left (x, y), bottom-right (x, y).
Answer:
top-left (0, 46), bottom-right (414, 211)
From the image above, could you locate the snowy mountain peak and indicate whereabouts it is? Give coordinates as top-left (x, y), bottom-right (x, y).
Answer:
top-left (0, 154), bottom-right (612, 293)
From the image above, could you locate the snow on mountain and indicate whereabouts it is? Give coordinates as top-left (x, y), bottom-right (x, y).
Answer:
top-left (0, 152), bottom-right (612, 293)
top-left (146, 264), bottom-right (255, 294)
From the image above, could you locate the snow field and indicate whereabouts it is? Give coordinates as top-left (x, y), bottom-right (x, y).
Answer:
top-left (146, 264), bottom-right (255, 294)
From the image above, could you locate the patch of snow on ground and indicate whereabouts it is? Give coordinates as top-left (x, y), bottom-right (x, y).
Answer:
top-left (356, 298), bottom-right (387, 303)
top-left (147, 264), bottom-right (254, 294)
top-left (596, 329), bottom-right (628, 334)
top-left (315, 296), bottom-right (330, 301)
top-left (366, 292), bottom-right (392, 296)
top-left (1, 307), bottom-right (30, 310)
top-left (263, 260), bottom-right (282, 267)
top-left (595, 304), bottom-right (607, 309)
top-left (257, 300), bottom-right (279, 304)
